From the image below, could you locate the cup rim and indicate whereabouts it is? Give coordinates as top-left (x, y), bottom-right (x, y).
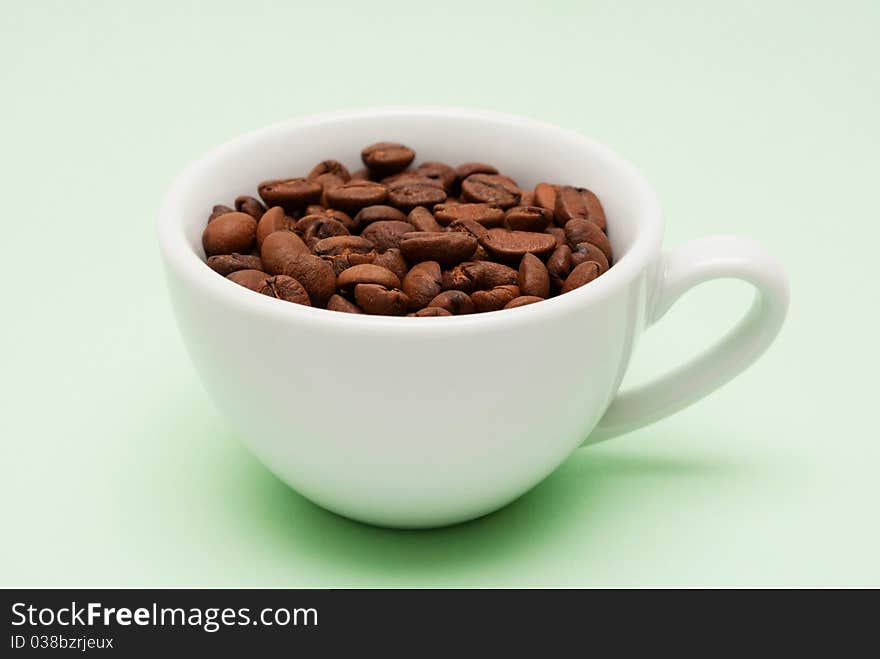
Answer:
top-left (157, 106), bottom-right (663, 333)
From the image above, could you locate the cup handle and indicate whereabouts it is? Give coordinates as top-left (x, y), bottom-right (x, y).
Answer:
top-left (584, 235), bottom-right (790, 445)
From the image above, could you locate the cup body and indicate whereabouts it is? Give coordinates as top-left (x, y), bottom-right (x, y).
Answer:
top-left (158, 108), bottom-right (663, 527)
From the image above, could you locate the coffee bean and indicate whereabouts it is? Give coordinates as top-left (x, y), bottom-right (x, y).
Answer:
top-left (371, 248), bottom-right (408, 281)
top-left (518, 252), bottom-right (551, 298)
top-left (443, 261), bottom-right (518, 293)
top-left (258, 178), bottom-right (323, 212)
top-left (207, 253), bottom-right (264, 276)
top-left (304, 206), bottom-right (357, 232)
top-left (504, 206), bottom-right (552, 232)
top-left (545, 226), bottom-right (567, 248)
top-left (547, 244), bottom-right (573, 290)
top-left (434, 203), bottom-right (505, 227)
top-left (564, 218), bottom-right (612, 261)
top-left (354, 283), bottom-right (410, 316)
top-left (260, 275), bottom-right (311, 306)
top-left (571, 242), bottom-right (610, 273)
top-left (471, 284), bottom-right (520, 312)
top-left (235, 195), bottom-right (267, 220)
top-left (337, 264), bottom-right (401, 291)
top-left (327, 294), bottom-right (363, 314)
top-left (427, 290), bottom-right (474, 315)
top-left (260, 230), bottom-right (310, 275)
top-left (520, 190), bottom-right (535, 206)
top-left (561, 261), bottom-right (601, 293)
top-left (555, 185), bottom-right (606, 230)
top-left (478, 228), bottom-right (556, 262)
top-left (313, 235), bottom-right (375, 256)
top-left (256, 206), bottom-right (297, 248)
top-left (227, 269), bottom-right (270, 291)
top-left (362, 220), bottom-right (415, 252)
top-left (208, 204), bottom-right (234, 222)
top-left (386, 176), bottom-right (447, 211)
top-left (447, 217), bottom-right (490, 242)
top-left (308, 159), bottom-right (351, 183)
top-left (534, 183), bottom-right (558, 216)
top-left (297, 215), bottom-right (350, 246)
top-left (408, 206), bottom-right (444, 232)
top-left (454, 162), bottom-right (498, 183)
top-left (461, 174), bottom-right (521, 208)
top-left (354, 205), bottom-right (407, 227)
top-left (402, 261), bottom-right (442, 310)
top-left (202, 212), bottom-right (257, 256)
top-left (325, 180), bottom-right (388, 213)
top-left (361, 142), bottom-right (415, 177)
top-left (276, 254), bottom-right (336, 307)
top-left (414, 161), bottom-right (456, 190)
top-left (399, 231), bottom-right (478, 266)
top-left (411, 307), bottom-right (452, 317)
top-left (504, 295), bottom-right (544, 309)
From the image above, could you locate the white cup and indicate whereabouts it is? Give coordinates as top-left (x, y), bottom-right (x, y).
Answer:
top-left (158, 108), bottom-right (789, 528)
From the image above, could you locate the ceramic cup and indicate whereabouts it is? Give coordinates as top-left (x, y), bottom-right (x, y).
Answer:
top-left (158, 108), bottom-right (789, 528)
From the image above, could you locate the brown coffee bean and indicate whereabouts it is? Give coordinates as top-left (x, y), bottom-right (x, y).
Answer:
top-left (361, 142), bottom-right (415, 177)
top-left (471, 284), bottom-right (520, 313)
top-left (561, 261), bottom-right (601, 293)
top-left (518, 252), bottom-right (551, 298)
top-left (454, 162), bottom-right (498, 182)
top-left (303, 206), bottom-right (357, 232)
top-left (235, 195), bottom-right (267, 220)
top-left (202, 212), bottom-right (257, 256)
top-left (207, 253), bottom-right (264, 276)
top-left (402, 261), bottom-right (442, 310)
top-left (571, 242), bottom-right (610, 273)
top-left (260, 230), bottom-right (310, 274)
top-left (354, 283), bottom-right (410, 316)
top-left (504, 206), bottom-right (552, 232)
top-left (325, 180), bottom-right (388, 213)
top-left (208, 204), bottom-right (234, 222)
top-left (547, 244), bottom-right (573, 289)
top-left (546, 226), bottom-right (567, 248)
top-left (504, 295), bottom-right (544, 309)
top-left (327, 294), bottom-right (363, 314)
top-left (534, 183), bottom-right (558, 216)
top-left (427, 290), bottom-right (475, 315)
top-left (520, 190), bottom-right (535, 206)
top-left (256, 206), bottom-right (297, 249)
top-left (434, 203), bottom-right (505, 227)
top-left (399, 232), bottom-right (478, 267)
top-left (308, 159), bottom-right (351, 183)
top-left (296, 215), bottom-right (350, 246)
top-left (555, 186), bottom-right (606, 229)
top-left (259, 275), bottom-right (311, 306)
top-left (361, 220), bottom-right (415, 252)
top-left (386, 176), bottom-right (447, 211)
top-left (369, 248), bottom-right (405, 280)
top-left (227, 269), bottom-right (270, 291)
top-left (564, 218), bottom-right (612, 261)
top-left (337, 264), bottom-right (401, 291)
top-left (408, 206), bottom-right (443, 232)
top-left (258, 178), bottom-right (323, 212)
top-left (276, 254), bottom-right (336, 307)
top-left (411, 307), bottom-right (452, 317)
top-left (313, 235), bottom-right (374, 256)
top-left (414, 161), bottom-right (456, 190)
top-left (447, 217), bottom-right (490, 242)
top-left (443, 261), bottom-right (518, 292)
top-left (478, 228), bottom-right (556, 262)
top-left (354, 204), bottom-right (408, 227)
top-left (461, 174), bottom-right (521, 208)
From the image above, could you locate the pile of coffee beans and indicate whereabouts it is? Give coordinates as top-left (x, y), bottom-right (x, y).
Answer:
top-left (202, 142), bottom-right (612, 316)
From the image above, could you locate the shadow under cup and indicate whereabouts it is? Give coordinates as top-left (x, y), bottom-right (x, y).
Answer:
top-left (158, 108), bottom-right (662, 528)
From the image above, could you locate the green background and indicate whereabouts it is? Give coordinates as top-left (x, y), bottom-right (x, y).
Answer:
top-left (2, 0), bottom-right (878, 587)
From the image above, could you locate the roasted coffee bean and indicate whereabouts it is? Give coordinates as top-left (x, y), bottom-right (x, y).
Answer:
top-left (504, 206), bottom-right (552, 232)
top-left (504, 295), bottom-right (544, 309)
top-left (546, 226), bottom-right (567, 248)
top-left (561, 261), bottom-right (601, 293)
top-left (443, 261), bottom-right (518, 293)
top-left (202, 212), bottom-right (257, 256)
top-left (414, 161), bottom-right (456, 190)
top-left (402, 261), bottom-right (442, 310)
top-left (399, 231), bottom-right (478, 266)
top-left (227, 269), bottom-right (270, 291)
top-left (313, 235), bottom-right (374, 256)
top-left (354, 283), bottom-right (410, 316)
top-left (534, 183), bottom-right (558, 216)
top-left (447, 217), bottom-right (490, 242)
top-left (235, 195), bottom-right (267, 220)
top-left (256, 206), bottom-right (297, 248)
top-left (354, 205), bottom-right (408, 227)
top-left (362, 220), bottom-right (415, 252)
top-left (275, 254), bottom-right (336, 307)
top-left (308, 159), bottom-right (351, 183)
top-left (361, 142), bottom-right (415, 177)
top-left (411, 307), bottom-right (452, 317)
top-left (297, 215), bottom-right (350, 247)
top-left (471, 284), bottom-right (520, 313)
top-left (454, 162), bottom-right (499, 182)
top-left (478, 228), bottom-right (556, 262)
top-left (555, 185), bottom-right (606, 230)
top-left (434, 203), bottom-right (505, 227)
top-left (427, 290), bottom-right (475, 315)
top-left (323, 251), bottom-right (377, 276)
top-left (520, 190), bottom-right (535, 206)
top-left (408, 206), bottom-right (443, 232)
top-left (386, 176), bottom-right (447, 211)
top-left (325, 180), bottom-right (388, 213)
top-left (260, 230), bottom-right (310, 275)
top-left (337, 264), bottom-right (401, 291)
top-left (547, 244), bottom-right (573, 289)
top-left (371, 248), bottom-right (408, 281)
top-left (207, 253), bottom-right (264, 276)
top-left (208, 204), bottom-right (234, 222)
top-left (260, 275), bottom-right (311, 306)
top-left (258, 178), bottom-right (323, 211)
top-left (571, 242), bottom-right (610, 273)
top-left (461, 174), bottom-right (521, 208)
top-left (564, 218), bottom-right (612, 261)
top-left (518, 253), bottom-right (551, 298)
top-left (303, 206), bottom-right (357, 232)
top-left (327, 294), bottom-right (363, 314)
